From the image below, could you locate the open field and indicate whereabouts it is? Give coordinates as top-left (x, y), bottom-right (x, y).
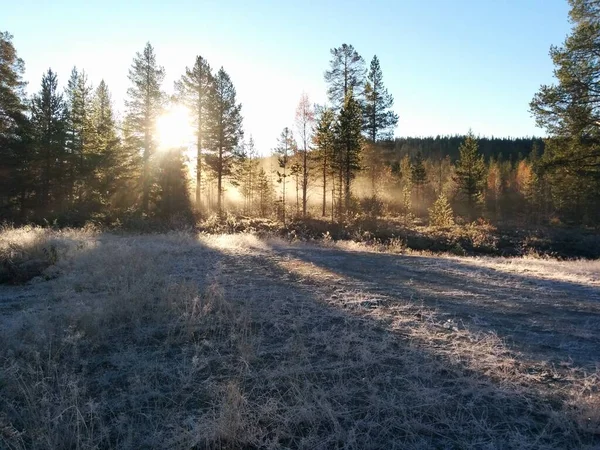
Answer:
top-left (1, 228), bottom-right (599, 449)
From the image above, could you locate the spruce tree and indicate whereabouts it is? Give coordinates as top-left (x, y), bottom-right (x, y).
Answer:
top-left (454, 131), bottom-right (486, 219)
top-left (65, 67), bottom-right (93, 205)
top-left (410, 151), bottom-right (427, 214)
top-left (124, 42), bottom-right (165, 213)
top-left (30, 69), bottom-right (67, 211)
top-left (205, 67), bottom-right (243, 216)
top-left (364, 55), bottom-right (398, 141)
top-left (324, 44), bottom-right (366, 109)
top-left (313, 107), bottom-right (335, 216)
top-left (174, 55), bottom-right (213, 210)
top-left (334, 89), bottom-right (363, 213)
top-left (256, 167), bottom-right (273, 217)
top-left (90, 80), bottom-right (125, 211)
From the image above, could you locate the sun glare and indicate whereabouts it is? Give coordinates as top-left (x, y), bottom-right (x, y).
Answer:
top-left (156, 105), bottom-right (193, 150)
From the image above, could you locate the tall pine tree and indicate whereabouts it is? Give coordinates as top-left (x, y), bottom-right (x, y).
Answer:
top-left (174, 55), bottom-right (213, 210)
top-left (124, 42), bottom-right (165, 213)
top-left (313, 107), bottom-right (336, 217)
top-left (334, 89), bottom-right (363, 214)
top-left (530, 0), bottom-right (600, 223)
top-left (0, 31), bottom-right (30, 218)
top-left (205, 67), bottom-right (243, 216)
top-left (324, 44), bottom-right (366, 110)
top-left (364, 55), bottom-right (398, 141)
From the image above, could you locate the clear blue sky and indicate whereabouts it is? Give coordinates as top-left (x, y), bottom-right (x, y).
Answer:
top-left (6, 0), bottom-right (571, 154)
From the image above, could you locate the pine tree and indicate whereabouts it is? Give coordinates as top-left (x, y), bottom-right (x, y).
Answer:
top-left (313, 107), bottom-right (335, 217)
top-left (324, 44), bottom-right (366, 109)
top-left (333, 89), bottom-right (363, 213)
top-left (124, 42), bottom-right (165, 213)
top-left (410, 151), bottom-right (427, 215)
top-left (0, 31), bottom-right (30, 218)
top-left (454, 131), bottom-right (487, 219)
top-left (364, 55), bottom-right (398, 141)
top-left (205, 67), bottom-right (243, 216)
top-left (530, 0), bottom-right (600, 222)
top-left (429, 193), bottom-right (454, 228)
top-left (295, 92), bottom-right (314, 217)
top-left (274, 127), bottom-right (295, 225)
top-left (30, 69), bottom-right (67, 211)
top-left (174, 55), bottom-right (213, 210)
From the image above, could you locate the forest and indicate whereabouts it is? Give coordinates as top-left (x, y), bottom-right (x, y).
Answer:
top-left (1, 0), bottom-right (600, 236)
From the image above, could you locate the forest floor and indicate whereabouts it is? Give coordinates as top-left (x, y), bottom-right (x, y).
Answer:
top-left (1, 228), bottom-right (599, 449)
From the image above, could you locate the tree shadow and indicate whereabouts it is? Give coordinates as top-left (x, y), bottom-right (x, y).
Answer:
top-left (265, 242), bottom-right (600, 371)
top-left (205, 238), bottom-right (599, 448)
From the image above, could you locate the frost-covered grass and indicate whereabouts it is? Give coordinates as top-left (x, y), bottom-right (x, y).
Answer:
top-left (0, 227), bottom-right (599, 449)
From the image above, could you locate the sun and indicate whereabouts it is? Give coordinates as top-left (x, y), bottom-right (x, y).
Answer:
top-left (155, 104), bottom-right (193, 150)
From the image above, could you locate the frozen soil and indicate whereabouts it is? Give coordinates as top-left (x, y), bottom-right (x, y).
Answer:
top-left (1, 231), bottom-right (599, 449)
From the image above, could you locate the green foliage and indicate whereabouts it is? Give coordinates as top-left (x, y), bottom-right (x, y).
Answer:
top-left (454, 131), bottom-right (487, 217)
top-left (429, 193), bottom-right (454, 228)
top-left (410, 151), bottom-right (427, 187)
top-left (324, 43), bottom-right (366, 109)
top-left (363, 55), bottom-right (398, 141)
top-left (30, 69), bottom-right (68, 211)
top-left (0, 31), bottom-right (30, 219)
top-left (530, 0), bottom-right (600, 223)
top-left (334, 89), bottom-right (363, 213)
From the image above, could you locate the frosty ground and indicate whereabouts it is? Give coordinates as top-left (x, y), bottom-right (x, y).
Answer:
top-left (1, 228), bottom-right (599, 449)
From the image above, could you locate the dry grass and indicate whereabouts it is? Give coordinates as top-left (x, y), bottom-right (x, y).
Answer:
top-left (1, 228), bottom-right (599, 449)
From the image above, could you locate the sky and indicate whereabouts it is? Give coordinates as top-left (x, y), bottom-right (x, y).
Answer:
top-left (5, 0), bottom-right (572, 155)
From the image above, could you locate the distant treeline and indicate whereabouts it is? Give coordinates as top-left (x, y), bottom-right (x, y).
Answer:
top-left (389, 136), bottom-right (544, 162)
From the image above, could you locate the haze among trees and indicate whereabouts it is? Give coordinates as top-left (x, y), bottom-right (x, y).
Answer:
top-left (1, 0), bottom-right (599, 230)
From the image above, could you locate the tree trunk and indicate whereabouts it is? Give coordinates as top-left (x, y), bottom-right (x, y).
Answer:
top-left (302, 149), bottom-right (308, 217)
top-left (217, 145), bottom-right (223, 217)
top-left (196, 105), bottom-right (202, 210)
top-left (322, 157), bottom-right (327, 217)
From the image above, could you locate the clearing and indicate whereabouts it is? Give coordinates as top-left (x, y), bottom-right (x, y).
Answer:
top-left (1, 229), bottom-right (599, 449)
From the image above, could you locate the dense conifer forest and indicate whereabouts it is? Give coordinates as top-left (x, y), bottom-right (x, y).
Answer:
top-left (1, 0), bottom-right (599, 231)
